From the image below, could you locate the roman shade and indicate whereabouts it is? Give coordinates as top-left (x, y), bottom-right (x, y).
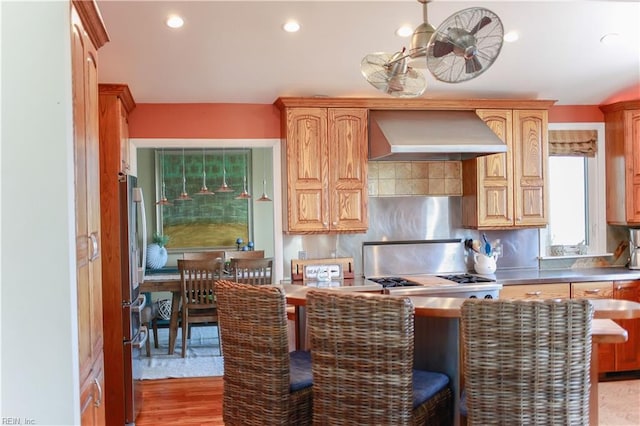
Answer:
top-left (548, 130), bottom-right (597, 157)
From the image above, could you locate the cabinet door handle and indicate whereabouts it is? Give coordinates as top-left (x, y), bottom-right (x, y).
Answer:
top-left (585, 289), bottom-right (601, 294)
top-left (93, 377), bottom-right (103, 407)
top-left (525, 291), bottom-right (542, 297)
top-left (88, 233), bottom-right (99, 262)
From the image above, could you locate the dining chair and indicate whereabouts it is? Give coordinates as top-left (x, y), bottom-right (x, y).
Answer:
top-left (177, 258), bottom-right (224, 358)
top-left (225, 249), bottom-right (265, 260)
top-left (214, 279), bottom-right (313, 425)
top-left (460, 298), bottom-right (594, 425)
top-left (306, 290), bottom-right (453, 426)
top-left (230, 257), bottom-right (273, 285)
top-left (182, 250), bottom-right (225, 261)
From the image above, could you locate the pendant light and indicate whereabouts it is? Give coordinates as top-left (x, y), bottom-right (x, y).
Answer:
top-left (156, 148), bottom-right (173, 206)
top-left (175, 148), bottom-right (193, 201)
top-left (216, 147), bottom-right (233, 193)
top-left (195, 148), bottom-right (214, 195)
top-left (257, 149), bottom-right (272, 202)
top-left (235, 149), bottom-right (252, 200)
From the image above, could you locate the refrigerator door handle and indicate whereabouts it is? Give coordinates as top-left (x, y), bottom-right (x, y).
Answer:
top-left (132, 325), bottom-right (149, 350)
top-left (131, 293), bottom-right (146, 313)
top-left (133, 187), bottom-right (147, 283)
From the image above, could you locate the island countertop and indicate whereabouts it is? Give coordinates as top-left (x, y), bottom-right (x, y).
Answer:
top-left (494, 267), bottom-right (640, 285)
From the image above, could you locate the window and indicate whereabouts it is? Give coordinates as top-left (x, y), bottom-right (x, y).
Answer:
top-left (540, 123), bottom-right (606, 257)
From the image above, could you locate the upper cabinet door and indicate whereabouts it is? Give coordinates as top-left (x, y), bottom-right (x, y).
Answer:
top-left (328, 108), bottom-right (368, 232)
top-left (474, 109), bottom-right (514, 227)
top-left (285, 108), bottom-right (329, 232)
top-left (513, 110), bottom-right (548, 227)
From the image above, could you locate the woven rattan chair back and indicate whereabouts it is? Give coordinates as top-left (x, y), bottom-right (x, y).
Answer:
top-left (231, 257), bottom-right (273, 285)
top-left (461, 298), bottom-right (594, 426)
top-left (177, 258), bottom-right (224, 358)
top-left (306, 290), bottom-right (452, 425)
top-left (214, 279), bottom-right (312, 425)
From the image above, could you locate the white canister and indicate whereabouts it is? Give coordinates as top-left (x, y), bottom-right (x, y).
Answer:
top-left (473, 252), bottom-right (497, 275)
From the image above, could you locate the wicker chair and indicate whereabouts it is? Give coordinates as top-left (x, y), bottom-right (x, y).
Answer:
top-left (460, 298), bottom-right (594, 426)
top-left (214, 280), bottom-right (313, 425)
top-left (306, 290), bottom-right (453, 426)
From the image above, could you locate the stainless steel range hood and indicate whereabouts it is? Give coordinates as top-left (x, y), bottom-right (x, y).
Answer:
top-left (368, 110), bottom-right (507, 161)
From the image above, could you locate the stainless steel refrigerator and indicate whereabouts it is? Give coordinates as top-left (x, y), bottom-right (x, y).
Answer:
top-left (122, 175), bottom-right (148, 424)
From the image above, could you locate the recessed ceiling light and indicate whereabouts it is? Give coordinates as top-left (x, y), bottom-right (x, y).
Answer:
top-left (166, 15), bottom-right (184, 29)
top-left (503, 31), bottom-right (519, 43)
top-left (283, 21), bottom-right (300, 33)
top-left (396, 25), bottom-right (413, 38)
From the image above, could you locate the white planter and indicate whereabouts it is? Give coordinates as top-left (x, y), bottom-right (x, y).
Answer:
top-left (147, 243), bottom-right (168, 269)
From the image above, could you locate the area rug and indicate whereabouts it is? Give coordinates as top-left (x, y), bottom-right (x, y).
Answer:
top-left (139, 325), bottom-right (224, 379)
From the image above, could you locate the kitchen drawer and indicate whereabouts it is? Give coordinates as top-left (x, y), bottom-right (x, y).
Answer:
top-left (571, 281), bottom-right (613, 299)
top-left (499, 282), bottom-right (570, 300)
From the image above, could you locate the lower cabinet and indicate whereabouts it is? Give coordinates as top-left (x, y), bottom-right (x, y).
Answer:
top-left (501, 280), bottom-right (640, 373)
top-left (499, 282), bottom-right (570, 300)
top-left (571, 282), bottom-right (615, 372)
top-left (608, 281), bottom-right (640, 372)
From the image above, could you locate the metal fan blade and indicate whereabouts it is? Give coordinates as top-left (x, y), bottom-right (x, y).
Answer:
top-left (465, 56), bottom-right (483, 74)
top-left (432, 39), bottom-right (454, 58)
top-left (470, 16), bottom-right (492, 35)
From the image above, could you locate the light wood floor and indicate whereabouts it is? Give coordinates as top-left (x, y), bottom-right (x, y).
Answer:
top-left (136, 376), bottom-right (640, 425)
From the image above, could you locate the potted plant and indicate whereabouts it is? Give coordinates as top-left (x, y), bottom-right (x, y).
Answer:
top-left (147, 232), bottom-right (169, 269)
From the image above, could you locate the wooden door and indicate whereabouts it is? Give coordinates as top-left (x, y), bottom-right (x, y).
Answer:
top-left (328, 108), bottom-right (368, 232)
top-left (284, 108), bottom-right (328, 232)
top-left (513, 110), bottom-right (548, 227)
top-left (474, 109), bottom-right (514, 227)
top-left (613, 280), bottom-right (640, 371)
top-left (72, 3), bottom-right (105, 424)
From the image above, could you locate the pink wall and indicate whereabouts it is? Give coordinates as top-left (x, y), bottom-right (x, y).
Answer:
top-left (129, 104), bottom-right (281, 139)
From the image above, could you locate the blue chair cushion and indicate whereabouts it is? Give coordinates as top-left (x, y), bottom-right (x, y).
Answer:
top-left (289, 350), bottom-right (313, 392)
top-left (459, 388), bottom-right (468, 416)
top-left (412, 369), bottom-right (450, 409)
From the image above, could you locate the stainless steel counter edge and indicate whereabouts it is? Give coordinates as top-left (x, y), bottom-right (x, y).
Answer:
top-left (494, 267), bottom-right (640, 285)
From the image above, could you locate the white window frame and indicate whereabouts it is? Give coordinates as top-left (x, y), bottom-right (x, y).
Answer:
top-left (539, 122), bottom-right (607, 258)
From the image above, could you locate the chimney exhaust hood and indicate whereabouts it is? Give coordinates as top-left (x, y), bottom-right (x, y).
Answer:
top-left (368, 110), bottom-right (507, 161)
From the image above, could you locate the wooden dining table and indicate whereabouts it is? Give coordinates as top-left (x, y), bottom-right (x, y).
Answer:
top-left (140, 277), bottom-right (638, 426)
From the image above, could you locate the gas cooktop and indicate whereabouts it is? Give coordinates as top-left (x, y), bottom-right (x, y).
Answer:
top-left (436, 274), bottom-right (496, 284)
top-left (366, 277), bottom-right (422, 288)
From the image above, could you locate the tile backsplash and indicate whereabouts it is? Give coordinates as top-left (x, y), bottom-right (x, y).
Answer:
top-left (368, 161), bottom-right (462, 196)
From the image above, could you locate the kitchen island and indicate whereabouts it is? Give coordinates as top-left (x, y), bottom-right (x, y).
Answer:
top-left (283, 284), bottom-right (638, 426)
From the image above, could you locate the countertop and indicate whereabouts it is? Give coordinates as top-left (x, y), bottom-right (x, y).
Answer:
top-left (494, 267), bottom-right (640, 285)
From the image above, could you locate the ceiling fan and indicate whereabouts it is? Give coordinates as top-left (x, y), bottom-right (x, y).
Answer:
top-left (361, 0), bottom-right (504, 96)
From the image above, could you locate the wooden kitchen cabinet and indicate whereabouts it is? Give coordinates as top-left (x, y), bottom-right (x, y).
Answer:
top-left (499, 282), bottom-right (570, 300)
top-left (71, 1), bottom-right (109, 424)
top-left (462, 109), bottom-right (548, 229)
top-left (99, 84), bottom-right (136, 176)
top-left (600, 100), bottom-right (640, 225)
top-left (281, 107), bottom-right (368, 233)
top-left (571, 281), bottom-right (615, 372)
top-left (611, 280), bottom-right (640, 372)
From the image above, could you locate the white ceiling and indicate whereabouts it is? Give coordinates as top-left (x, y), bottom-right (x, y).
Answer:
top-left (96, 0), bottom-right (640, 106)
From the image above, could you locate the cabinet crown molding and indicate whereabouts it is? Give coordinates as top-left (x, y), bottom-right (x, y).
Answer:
top-left (275, 97), bottom-right (556, 111)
